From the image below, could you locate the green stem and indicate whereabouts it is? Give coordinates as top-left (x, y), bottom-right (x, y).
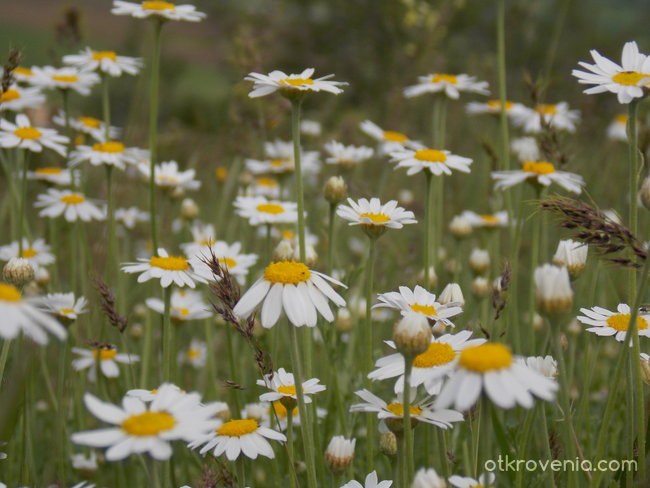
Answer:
top-left (106, 165), bottom-right (117, 283)
top-left (478, 397), bottom-right (492, 476)
top-left (140, 310), bottom-right (153, 387)
top-left (291, 99), bottom-right (306, 262)
top-left (628, 100), bottom-right (639, 296)
top-left (0, 340), bottom-right (11, 390)
top-left (287, 408), bottom-right (296, 488)
top-left (101, 74), bottom-right (111, 141)
top-left (162, 285), bottom-right (173, 381)
top-left (402, 356), bottom-right (414, 481)
top-left (17, 149), bottom-right (28, 254)
top-left (424, 172), bottom-right (433, 285)
top-left (148, 20), bottom-right (163, 255)
top-left (327, 202), bottom-right (337, 274)
top-left (364, 237), bottom-right (377, 471)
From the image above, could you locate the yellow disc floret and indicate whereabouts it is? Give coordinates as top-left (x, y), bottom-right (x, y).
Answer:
top-left (0, 283), bottom-right (22, 302)
top-left (612, 71), bottom-right (647, 86)
top-left (413, 342), bottom-right (455, 368)
top-left (52, 74), bottom-right (79, 83)
top-left (92, 348), bottom-right (118, 360)
top-left (256, 203), bottom-right (285, 215)
top-left (149, 255), bottom-right (189, 271)
top-left (142, 1), bottom-right (176, 10)
top-left (217, 419), bottom-right (259, 437)
top-left (522, 161), bottom-right (556, 175)
top-left (383, 131), bottom-right (408, 143)
top-left (458, 343), bottom-right (513, 373)
top-left (0, 89), bottom-right (20, 102)
top-left (606, 313), bottom-right (649, 332)
top-left (386, 403), bottom-right (423, 417)
top-left (359, 212), bottom-right (390, 224)
top-left (410, 303), bottom-right (437, 316)
top-left (414, 149), bottom-right (447, 163)
top-left (60, 194), bottom-right (86, 205)
top-left (121, 411), bottom-right (176, 436)
top-left (264, 261), bottom-right (311, 285)
top-left (92, 51), bottom-right (118, 62)
top-left (14, 127), bottom-right (42, 140)
top-left (280, 78), bottom-right (314, 87)
top-left (430, 74), bottom-right (458, 84)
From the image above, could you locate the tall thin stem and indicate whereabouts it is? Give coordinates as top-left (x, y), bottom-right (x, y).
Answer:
top-left (162, 285), bottom-right (173, 381)
top-left (424, 172), bottom-right (433, 285)
top-left (402, 357), bottom-right (414, 482)
top-left (106, 165), bottom-right (117, 281)
top-left (148, 20), bottom-right (163, 256)
top-left (17, 149), bottom-right (27, 254)
top-left (291, 99), bottom-right (306, 262)
top-left (101, 74), bottom-right (111, 140)
top-left (364, 236), bottom-right (377, 471)
top-left (327, 202), bottom-right (337, 274)
top-left (628, 100), bottom-right (639, 296)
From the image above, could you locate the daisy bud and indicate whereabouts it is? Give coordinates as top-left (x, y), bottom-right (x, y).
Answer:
top-left (531, 312), bottom-right (544, 331)
top-left (469, 248), bottom-right (490, 275)
top-left (324, 176), bottom-right (348, 204)
top-left (567, 318), bottom-right (582, 335)
top-left (324, 436), bottom-right (356, 475)
top-left (411, 467), bottom-right (447, 488)
top-left (238, 171), bottom-right (254, 186)
top-left (180, 198), bottom-right (199, 220)
top-left (398, 189), bottom-right (415, 205)
top-left (3, 257), bottom-right (34, 287)
top-left (449, 215), bottom-right (472, 238)
top-left (34, 267), bottom-right (50, 287)
top-left (393, 311), bottom-right (432, 357)
top-left (640, 177), bottom-right (650, 210)
top-left (129, 323), bottom-right (144, 339)
top-left (293, 244), bottom-right (318, 267)
top-left (417, 266), bottom-right (438, 288)
top-left (471, 276), bottom-right (491, 298)
top-left (445, 258), bottom-right (460, 275)
top-left (534, 264), bottom-right (573, 316)
top-left (640, 354), bottom-right (650, 386)
top-left (171, 186), bottom-right (185, 199)
top-left (438, 247), bottom-right (448, 261)
top-left (439, 283), bottom-right (464, 307)
top-left (133, 303), bottom-right (148, 319)
top-left (273, 240), bottom-right (294, 262)
top-left (379, 431), bottom-right (397, 457)
top-left (552, 239), bottom-right (588, 276)
top-left (336, 308), bottom-right (353, 332)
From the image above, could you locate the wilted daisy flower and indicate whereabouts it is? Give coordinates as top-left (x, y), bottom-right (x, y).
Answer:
top-left (434, 342), bottom-right (558, 410)
top-left (511, 136), bottom-right (540, 162)
top-left (178, 339), bottom-right (207, 368)
top-left (572, 41), bottom-right (650, 104)
top-left (63, 47), bottom-right (142, 77)
top-left (35, 189), bottom-right (105, 222)
top-left (607, 114), bottom-right (628, 141)
top-left (324, 141), bottom-right (374, 170)
top-left (71, 141), bottom-right (143, 170)
top-left (52, 112), bottom-right (120, 142)
top-left (375, 285), bottom-right (463, 330)
top-left (31, 66), bottom-right (99, 95)
top-left (0, 83), bottom-right (45, 111)
top-left (577, 304), bottom-right (650, 343)
top-left (337, 198), bottom-right (417, 233)
top-left (552, 239), bottom-right (588, 275)
top-left (257, 368), bottom-right (326, 404)
top-left (233, 260), bottom-right (346, 328)
top-left (534, 264), bottom-right (574, 316)
top-left (190, 241), bottom-right (258, 284)
top-left (146, 288), bottom-right (211, 321)
top-left (0, 238), bottom-right (55, 268)
top-left (459, 210), bottom-right (508, 229)
top-left (115, 207), bottom-right (149, 230)
top-left (37, 293), bottom-right (88, 321)
top-left (341, 471), bottom-right (393, 488)
top-left (234, 196), bottom-right (299, 226)
top-left (122, 248), bottom-right (206, 288)
top-left (138, 160), bottom-right (200, 192)
top-left (27, 166), bottom-right (73, 186)
top-left (465, 99), bottom-right (526, 117)
top-left (369, 330), bottom-right (487, 395)
top-left (516, 355), bottom-right (558, 378)
top-left (0, 282), bottom-right (67, 344)
top-left (448, 472), bottom-right (495, 488)
top-left (404, 73), bottom-right (489, 99)
top-left (72, 384), bottom-right (220, 461)
top-left (325, 436), bottom-right (356, 475)
top-left (513, 102), bottom-right (580, 133)
top-left (491, 161), bottom-right (585, 194)
top-left (72, 345), bottom-right (139, 382)
top-left (0, 114), bottom-right (68, 155)
top-left (390, 147), bottom-right (473, 176)
top-left (301, 119), bottom-right (322, 136)
top-left (245, 68), bottom-right (346, 99)
top-left (412, 468), bottom-right (446, 488)
top-left (112, 1), bottom-right (206, 21)
top-left (360, 120), bottom-right (419, 155)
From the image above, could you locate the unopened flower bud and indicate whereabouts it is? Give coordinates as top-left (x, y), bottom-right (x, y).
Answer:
top-left (560, 333), bottom-right (568, 350)
top-left (273, 240), bottom-right (294, 262)
top-left (439, 283), bottom-right (464, 307)
top-left (417, 266), bottom-right (438, 288)
top-left (325, 436), bottom-right (356, 475)
top-left (129, 323), bottom-right (144, 339)
top-left (393, 311), bottom-right (432, 356)
top-left (170, 186), bottom-right (185, 199)
top-left (552, 239), bottom-right (587, 276)
top-left (324, 176), bottom-right (348, 204)
top-left (398, 189), bottom-right (414, 206)
top-left (445, 259), bottom-right (460, 275)
top-left (336, 308), bottom-right (353, 332)
top-left (293, 244), bottom-right (318, 267)
top-left (133, 303), bottom-right (148, 319)
top-left (471, 276), bottom-right (491, 298)
top-left (411, 467), bottom-right (447, 488)
top-left (238, 171), bottom-right (253, 186)
top-left (531, 312), bottom-right (544, 331)
top-left (180, 198), bottom-right (199, 220)
top-left (449, 216), bottom-right (472, 238)
top-left (379, 431), bottom-right (397, 457)
top-left (469, 248), bottom-right (490, 275)
top-left (34, 267), bottom-right (50, 287)
top-left (567, 318), bottom-right (582, 335)
top-left (534, 264), bottom-right (573, 316)
top-left (3, 258), bottom-right (34, 287)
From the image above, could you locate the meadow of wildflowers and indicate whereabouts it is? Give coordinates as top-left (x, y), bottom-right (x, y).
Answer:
top-left (2, 1), bottom-right (650, 487)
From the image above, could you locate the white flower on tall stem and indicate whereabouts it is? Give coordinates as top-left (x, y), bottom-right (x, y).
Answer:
top-left (459, 210), bottom-right (508, 229)
top-left (177, 339), bottom-right (207, 368)
top-left (390, 147), bottom-right (473, 176)
top-left (72, 345), bottom-right (139, 382)
top-left (0, 114), bottom-right (68, 155)
top-left (448, 472), bottom-right (495, 488)
top-left (52, 112), bottom-right (120, 142)
top-left (31, 66), bottom-right (99, 95)
top-left (404, 73), bottom-right (489, 99)
top-left (257, 368), bottom-right (326, 404)
top-left (115, 207), bottom-right (149, 230)
top-left (37, 293), bottom-right (88, 321)
top-left (27, 166), bottom-right (73, 186)
top-left (0, 84), bottom-right (45, 111)
top-left (337, 197), bottom-right (417, 231)
top-left (324, 141), bottom-right (374, 170)
top-left (245, 68), bottom-right (347, 98)
top-left (341, 471), bottom-right (393, 488)
top-left (512, 102), bottom-right (580, 133)
top-left (35, 189), bottom-right (105, 222)
top-left (234, 196), bottom-right (299, 226)
top-left (126, 384), bottom-right (188, 403)
top-left (577, 304), bottom-right (650, 344)
top-left (258, 401), bottom-right (326, 431)
top-left (138, 160), bottom-right (200, 192)
top-left (146, 288), bottom-right (211, 321)
top-left (112, 1), bottom-right (206, 21)
top-left (491, 161), bottom-right (585, 194)
top-left (70, 141), bottom-right (143, 170)
top-left (608, 114), bottom-right (629, 141)
top-left (0, 238), bottom-right (55, 267)
top-left (359, 120), bottom-right (420, 155)
top-left (63, 47), bottom-right (142, 77)
top-left (375, 285), bottom-right (463, 329)
top-left (122, 248), bottom-right (206, 288)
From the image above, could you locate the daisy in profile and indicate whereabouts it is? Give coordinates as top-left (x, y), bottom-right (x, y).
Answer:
top-left (31, 66), bottom-right (99, 95)
top-left (324, 141), bottom-right (374, 170)
top-left (250, 177), bottom-right (281, 198)
top-left (369, 330), bottom-right (487, 395)
top-left (0, 83), bottom-right (45, 111)
top-left (112, 1), bottom-right (207, 22)
top-left (146, 288), bottom-right (211, 321)
top-left (375, 285), bottom-right (463, 329)
top-left (177, 339), bottom-right (207, 368)
top-left (0, 282), bottom-right (67, 344)
top-left (607, 114), bottom-right (628, 141)
top-left (72, 344), bottom-right (139, 382)
top-left (341, 471), bottom-right (393, 488)
top-left (513, 102), bottom-right (580, 133)
top-left (448, 472), bottom-right (495, 488)
top-left (180, 222), bottom-right (221, 256)
top-left (516, 355), bottom-right (558, 378)
top-left (126, 383), bottom-right (188, 403)
top-left (233, 260), bottom-right (346, 328)
top-left (9, 66), bottom-right (38, 83)
top-left (138, 160), bottom-right (200, 192)
top-left (257, 368), bottom-right (326, 404)
top-left (72, 384), bottom-right (220, 461)
top-left (0, 114), bottom-right (68, 155)
top-left (27, 166), bottom-right (73, 186)
top-left (52, 112), bottom-right (120, 142)
top-left (404, 73), bottom-right (489, 99)
top-left (572, 41), bottom-right (650, 104)
top-left (511, 136), bottom-right (540, 162)
top-left (359, 120), bottom-right (419, 155)
top-left (70, 141), bottom-right (143, 170)
top-left (245, 139), bottom-right (320, 176)
top-left (234, 196), bottom-right (299, 226)
top-left (0, 238), bottom-right (55, 268)
top-left (466, 99), bottom-right (526, 117)
top-left (245, 68), bottom-right (346, 99)
top-left (63, 47), bottom-right (142, 77)
top-left (37, 293), bottom-right (88, 321)
top-left (434, 342), bottom-right (558, 410)
top-left (491, 161), bottom-right (585, 194)
top-left (189, 416), bottom-right (286, 461)
top-left (35, 189), bottom-right (105, 222)
top-left (390, 147), bottom-right (473, 176)
top-left (577, 303), bottom-right (650, 344)
top-left (337, 197), bottom-right (417, 239)
top-left (115, 207), bottom-right (149, 230)
top-left (459, 210), bottom-right (509, 229)
top-left (189, 240), bottom-right (258, 284)
top-left (122, 248), bottom-right (206, 288)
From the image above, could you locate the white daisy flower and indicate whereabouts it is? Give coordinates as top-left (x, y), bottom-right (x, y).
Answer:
top-left (412, 468), bottom-right (446, 488)
top-left (188, 240), bottom-right (258, 284)
top-left (359, 120), bottom-right (420, 155)
top-left (350, 389), bottom-right (464, 430)
top-left (0, 282), bottom-right (67, 344)
top-left (516, 355), bottom-right (558, 378)
top-left (188, 417), bottom-right (286, 461)
top-left (607, 114), bottom-right (628, 141)
top-left (369, 330), bottom-right (487, 395)
top-left (404, 73), bottom-right (489, 99)
top-left (72, 384), bottom-right (220, 461)
top-left (300, 119), bottom-right (322, 136)
top-left (72, 345), bottom-right (139, 382)
top-left (249, 176), bottom-right (281, 199)
top-left (323, 141), bottom-right (374, 169)
top-left (534, 264), bottom-right (574, 315)
top-left (180, 223), bottom-right (222, 256)
top-left (245, 139), bottom-right (320, 176)
top-left (112, 1), bottom-right (207, 22)
top-left (341, 471), bottom-right (393, 488)
top-left (325, 436), bottom-right (356, 474)
top-left (434, 342), bottom-right (558, 410)
top-left (9, 66), bottom-right (38, 84)
top-left (448, 472), bottom-right (495, 488)
top-left (465, 99), bottom-right (527, 117)
top-left (146, 288), bottom-right (211, 321)
top-left (121, 248), bottom-right (206, 288)
top-left (52, 112), bottom-right (120, 142)
top-left (70, 141), bottom-right (143, 170)
top-left (138, 160), bottom-right (200, 191)
top-left (552, 239), bottom-right (588, 275)
top-left (126, 384), bottom-right (187, 403)
top-left (115, 207), bottom-right (149, 230)
top-left (337, 197), bottom-right (417, 230)
top-left (0, 114), bottom-right (68, 155)
top-left (233, 260), bottom-right (346, 328)
top-left (390, 147), bottom-right (473, 176)
top-left (177, 339), bottom-right (207, 368)
top-left (0, 84), bottom-right (45, 111)
top-left (0, 238), bottom-right (55, 267)
top-left (37, 292), bottom-right (88, 321)
top-left (245, 68), bottom-right (346, 99)
top-left (31, 66), bottom-right (99, 95)
top-left (257, 368), bottom-right (326, 404)
top-left (70, 451), bottom-right (98, 471)
top-left (577, 303), bottom-right (650, 344)
top-left (511, 136), bottom-right (540, 162)
top-left (572, 41), bottom-right (650, 104)
top-left (491, 161), bottom-right (585, 194)
top-left (63, 47), bottom-right (142, 77)
top-left (512, 102), bottom-right (580, 134)
top-left (459, 210), bottom-right (509, 229)
top-left (234, 196), bottom-right (299, 226)
top-left (35, 189), bottom-right (105, 222)
top-left (27, 166), bottom-right (73, 186)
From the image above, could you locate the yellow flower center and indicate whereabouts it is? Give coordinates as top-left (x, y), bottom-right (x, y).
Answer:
top-left (60, 194), bottom-right (86, 205)
top-left (13, 67), bottom-right (33, 76)
top-left (410, 303), bottom-right (437, 316)
top-left (459, 343), bottom-right (513, 373)
top-left (121, 411), bottom-right (176, 436)
top-left (218, 257), bottom-right (237, 269)
top-left (282, 230), bottom-right (295, 240)
top-left (173, 307), bottom-right (190, 317)
top-left (383, 130), bottom-right (408, 143)
top-left (35, 167), bottom-right (63, 175)
top-left (14, 127), bottom-right (42, 140)
top-left (52, 74), bottom-right (79, 83)
top-left (386, 403), bottom-right (422, 417)
top-left (615, 114), bottom-right (629, 124)
top-left (413, 342), bottom-right (455, 368)
top-left (277, 385), bottom-right (298, 396)
top-left (59, 308), bottom-right (75, 315)
top-left (359, 212), bottom-right (390, 224)
top-left (522, 161), bottom-right (556, 175)
top-left (280, 78), bottom-right (314, 87)
top-left (272, 401), bottom-right (298, 418)
top-left (187, 348), bottom-right (200, 359)
top-left (536, 104), bottom-right (557, 115)
top-left (21, 248), bottom-right (38, 258)
top-left (256, 177), bottom-right (278, 187)
top-left (78, 116), bottom-right (102, 128)
top-left (142, 1), bottom-right (175, 10)
top-left (480, 215), bottom-right (500, 225)
top-left (149, 255), bottom-right (189, 271)
top-left (158, 175), bottom-right (179, 184)
top-left (414, 149), bottom-right (447, 163)
top-left (0, 283), bottom-right (22, 302)
top-left (256, 203), bottom-right (285, 215)
top-left (92, 141), bottom-right (125, 153)
top-left (92, 349), bottom-right (118, 360)
top-left (486, 99), bottom-right (513, 110)
top-left (606, 313), bottom-right (649, 332)
top-left (431, 74), bottom-right (458, 84)
top-left (612, 71), bottom-right (647, 86)
top-left (217, 419), bottom-right (259, 437)
top-left (92, 51), bottom-right (118, 62)
top-left (264, 261), bottom-right (311, 284)
top-left (0, 89), bottom-right (20, 102)
top-left (270, 159), bottom-right (289, 168)
top-left (215, 167), bottom-right (227, 182)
